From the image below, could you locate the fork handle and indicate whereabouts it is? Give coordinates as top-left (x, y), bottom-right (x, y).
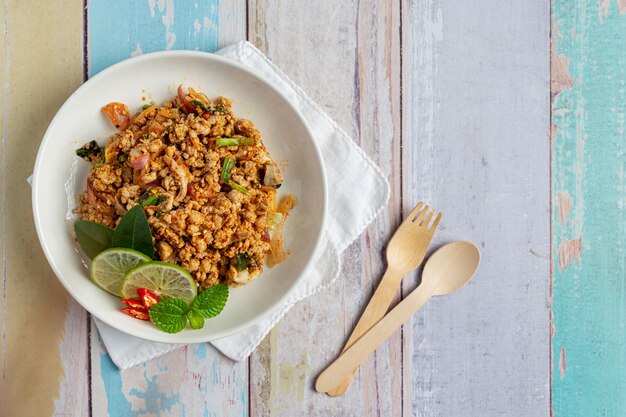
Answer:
top-left (323, 267), bottom-right (402, 397)
top-left (316, 283), bottom-right (434, 394)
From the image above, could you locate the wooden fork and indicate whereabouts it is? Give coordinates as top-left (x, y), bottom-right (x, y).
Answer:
top-left (321, 202), bottom-right (441, 396)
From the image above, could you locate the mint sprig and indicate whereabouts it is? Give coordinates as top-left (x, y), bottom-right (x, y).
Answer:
top-left (148, 299), bottom-right (189, 334)
top-left (149, 284), bottom-right (229, 333)
top-left (192, 284), bottom-right (229, 318)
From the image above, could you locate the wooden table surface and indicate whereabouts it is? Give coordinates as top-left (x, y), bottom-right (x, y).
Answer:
top-left (1, 0), bottom-right (617, 416)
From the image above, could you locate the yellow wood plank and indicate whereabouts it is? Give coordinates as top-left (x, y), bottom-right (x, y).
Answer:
top-left (0, 1), bottom-right (84, 416)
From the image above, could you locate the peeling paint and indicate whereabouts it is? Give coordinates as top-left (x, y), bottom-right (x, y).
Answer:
top-left (559, 347), bottom-right (566, 379)
top-left (618, 0), bottom-right (626, 14)
top-left (278, 349), bottom-right (311, 402)
top-left (558, 237), bottom-right (583, 270)
top-left (556, 191), bottom-right (572, 224)
top-left (194, 19), bottom-right (201, 34)
top-left (551, 40), bottom-right (573, 99)
top-left (598, 0), bottom-right (610, 23)
top-left (130, 43), bottom-right (143, 57)
top-left (161, 0), bottom-right (176, 50)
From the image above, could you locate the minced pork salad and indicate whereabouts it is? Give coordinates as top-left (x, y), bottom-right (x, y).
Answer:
top-left (75, 85), bottom-right (296, 289)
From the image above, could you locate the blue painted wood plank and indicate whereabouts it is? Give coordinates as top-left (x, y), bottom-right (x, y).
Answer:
top-left (552, 1), bottom-right (626, 415)
top-left (87, 1), bottom-right (248, 416)
top-left (88, 0), bottom-right (219, 76)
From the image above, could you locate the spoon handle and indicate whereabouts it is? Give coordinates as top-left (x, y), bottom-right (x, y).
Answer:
top-left (316, 284), bottom-right (433, 394)
top-left (325, 267), bottom-right (402, 396)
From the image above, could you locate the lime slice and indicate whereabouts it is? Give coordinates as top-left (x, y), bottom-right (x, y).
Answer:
top-left (90, 248), bottom-right (151, 297)
top-left (121, 261), bottom-right (197, 304)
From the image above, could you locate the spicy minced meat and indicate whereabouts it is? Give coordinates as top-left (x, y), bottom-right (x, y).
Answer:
top-left (76, 86), bottom-right (295, 288)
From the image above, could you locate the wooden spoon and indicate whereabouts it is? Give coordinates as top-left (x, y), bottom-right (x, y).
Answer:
top-left (315, 241), bottom-right (480, 394)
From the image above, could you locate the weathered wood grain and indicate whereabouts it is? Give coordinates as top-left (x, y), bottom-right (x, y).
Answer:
top-left (87, 1), bottom-right (248, 416)
top-left (552, 1), bottom-right (626, 415)
top-left (0, 1), bottom-right (88, 417)
top-left (401, 0), bottom-right (550, 415)
top-left (248, 0), bottom-right (402, 416)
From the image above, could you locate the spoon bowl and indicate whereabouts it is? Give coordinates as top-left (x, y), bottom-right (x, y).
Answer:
top-left (423, 241), bottom-right (481, 296)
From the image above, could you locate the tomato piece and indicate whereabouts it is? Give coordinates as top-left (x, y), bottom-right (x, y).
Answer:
top-left (137, 287), bottom-right (160, 309)
top-left (121, 299), bottom-right (144, 309)
top-left (102, 102), bottom-right (131, 131)
top-left (121, 307), bottom-right (150, 321)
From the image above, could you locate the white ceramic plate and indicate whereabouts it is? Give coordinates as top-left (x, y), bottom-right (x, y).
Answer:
top-left (32, 51), bottom-right (327, 343)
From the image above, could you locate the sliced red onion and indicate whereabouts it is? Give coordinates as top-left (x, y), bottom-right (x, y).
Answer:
top-left (163, 155), bottom-right (189, 203)
top-left (114, 197), bottom-right (128, 215)
top-left (132, 154), bottom-right (149, 171)
top-left (87, 185), bottom-right (98, 209)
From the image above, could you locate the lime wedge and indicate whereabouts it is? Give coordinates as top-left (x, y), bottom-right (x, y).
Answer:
top-left (90, 248), bottom-right (151, 297)
top-left (121, 261), bottom-right (197, 304)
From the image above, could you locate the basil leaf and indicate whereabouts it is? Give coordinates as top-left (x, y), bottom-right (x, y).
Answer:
top-left (234, 253), bottom-right (250, 271)
top-left (112, 205), bottom-right (154, 258)
top-left (75, 140), bottom-right (102, 161)
top-left (192, 284), bottom-right (229, 319)
top-left (187, 309), bottom-right (205, 330)
top-left (74, 221), bottom-right (114, 259)
top-left (191, 99), bottom-right (210, 113)
top-left (137, 190), bottom-right (166, 207)
top-left (149, 299), bottom-right (189, 333)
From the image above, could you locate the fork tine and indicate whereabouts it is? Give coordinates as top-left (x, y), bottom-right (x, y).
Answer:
top-left (420, 209), bottom-right (434, 227)
top-left (412, 205), bottom-right (430, 223)
top-left (427, 212), bottom-right (442, 231)
top-left (406, 202), bottom-right (424, 221)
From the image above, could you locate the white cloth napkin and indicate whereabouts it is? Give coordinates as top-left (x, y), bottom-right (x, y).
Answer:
top-left (52, 41), bottom-right (389, 369)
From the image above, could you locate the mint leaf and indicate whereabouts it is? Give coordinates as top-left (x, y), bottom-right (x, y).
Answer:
top-left (74, 221), bottom-right (114, 259)
top-left (112, 205), bottom-right (154, 258)
top-left (149, 299), bottom-right (189, 333)
top-left (187, 309), bottom-right (205, 329)
top-left (192, 284), bottom-right (229, 319)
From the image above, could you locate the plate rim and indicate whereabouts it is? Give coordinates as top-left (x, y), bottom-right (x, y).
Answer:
top-left (31, 49), bottom-right (328, 343)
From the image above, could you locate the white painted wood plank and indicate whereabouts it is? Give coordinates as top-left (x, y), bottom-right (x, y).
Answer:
top-left (248, 0), bottom-right (403, 416)
top-left (401, 1), bottom-right (550, 415)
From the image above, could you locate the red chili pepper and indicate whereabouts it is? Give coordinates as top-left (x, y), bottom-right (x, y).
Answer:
top-left (202, 112), bottom-right (211, 119)
top-left (137, 288), bottom-right (160, 309)
top-left (121, 307), bottom-right (150, 321)
top-left (121, 298), bottom-right (145, 309)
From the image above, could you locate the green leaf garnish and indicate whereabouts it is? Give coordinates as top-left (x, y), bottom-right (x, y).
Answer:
top-left (234, 253), bottom-right (250, 271)
top-left (112, 205), bottom-right (155, 258)
top-left (228, 180), bottom-right (247, 194)
top-left (192, 284), bottom-right (229, 319)
top-left (216, 137), bottom-right (254, 147)
top-left (76, 140), bottom-right (103, 161)
top-left (213, 104), bottom-right (229, 114)
top-left (191, 99), bottom-right (210, 113)
top-left (137, 190), bottom-right (166, 207)
top-left (187, 309), bottom-right (205, 330)
top-left (221, 157), bottom-right (235, 183)
top-left (74, 221), bottom-right (114, 259)
top-left (142, 104), bottom-right (153, 110)
top-left (149, 299), bottom-right (190, 333)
